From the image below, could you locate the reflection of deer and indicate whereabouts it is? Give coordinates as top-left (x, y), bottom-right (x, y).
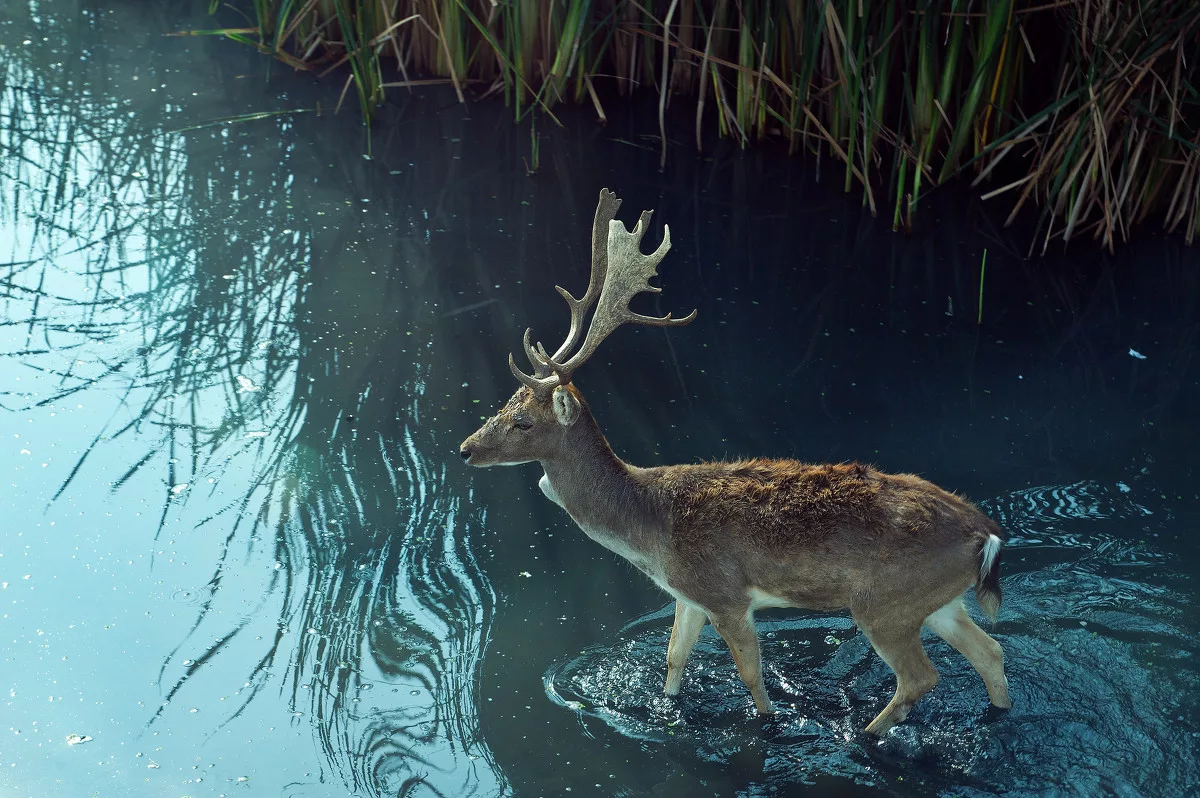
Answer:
top-left (460, 189), bottom-right (1011, 735)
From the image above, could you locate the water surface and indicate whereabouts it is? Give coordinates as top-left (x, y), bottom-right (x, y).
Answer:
top-left (2, 3), bottom-right (1198, 797)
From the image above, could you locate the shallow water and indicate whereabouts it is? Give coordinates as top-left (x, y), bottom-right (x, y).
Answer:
top-left (2, 3), bottom-right (1198, 797)
top-left (548, 481), bottom-right (1198, 796)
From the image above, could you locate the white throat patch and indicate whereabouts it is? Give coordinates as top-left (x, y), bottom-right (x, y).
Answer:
top-left (538, 472), bottom-right (565, 508)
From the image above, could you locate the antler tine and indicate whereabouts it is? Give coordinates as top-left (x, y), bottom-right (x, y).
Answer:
top-left (508, 351), bottom-right (558, 396)
top-left (627, 307), bottom-right (699, 327)
top-left (548, 215), bottom-right (697, 383)
top-left (521, 328), bottom-right (552, 377)
top-left (549, 189), bottom-right (623, 363)
top-left (631, 209), bottom-right (654, 246)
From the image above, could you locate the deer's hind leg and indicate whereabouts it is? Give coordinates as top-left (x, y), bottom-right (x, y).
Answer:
top-left (923, 600), bottom-right (1011, 708)
top-left (855, 616), bottom-right (939, 736)
top-left (710, 609), bottom-right (774, 715)
top-left (665, 601), bottom-right (707, 696)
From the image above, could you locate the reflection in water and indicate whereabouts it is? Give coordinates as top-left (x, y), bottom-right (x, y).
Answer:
top-left (547, 477), bottom-right (1199, 795)
top-left (1, 7), bottom-right (502, 795)
top-left (211, 427), bottom-right (500, 796)
top-left (5, 3), bottom-right (1200, 796)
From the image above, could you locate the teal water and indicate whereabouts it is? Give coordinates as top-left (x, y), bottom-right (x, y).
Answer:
top-left (2, 3), bottom-right (1197, 796)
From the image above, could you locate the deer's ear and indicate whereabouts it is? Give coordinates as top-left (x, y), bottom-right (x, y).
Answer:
top-left (552, 385), bottom-right (580, 427)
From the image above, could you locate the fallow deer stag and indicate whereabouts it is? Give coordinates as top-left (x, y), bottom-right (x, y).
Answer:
top-left (459, 189), bottom-right (1011, 735)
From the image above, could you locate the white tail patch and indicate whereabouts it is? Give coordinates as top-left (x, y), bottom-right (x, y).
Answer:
top-left (979, 533), bottom-right (1002, 581)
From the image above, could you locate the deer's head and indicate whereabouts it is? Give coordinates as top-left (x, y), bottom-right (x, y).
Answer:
top-left (459, 189), bottom-right (696, 468)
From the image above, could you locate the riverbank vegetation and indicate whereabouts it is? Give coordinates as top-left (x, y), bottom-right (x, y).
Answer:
top-left (201, 1), bottom-right (1200, 252)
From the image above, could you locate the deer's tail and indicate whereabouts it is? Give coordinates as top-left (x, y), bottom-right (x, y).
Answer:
top-left (975, 533), bottom-right (1004, 622)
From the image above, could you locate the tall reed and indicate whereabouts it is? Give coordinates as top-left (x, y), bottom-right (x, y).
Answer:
top-left (200, 0), bottom-right (1200, 250)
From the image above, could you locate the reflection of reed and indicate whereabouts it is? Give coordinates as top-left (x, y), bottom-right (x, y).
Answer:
top-left (265, 424), bottom-right (499, 796)
top-left (0, 14), bottom-right (302, 534)
top-left (2, 7), bottom-right (503, 796)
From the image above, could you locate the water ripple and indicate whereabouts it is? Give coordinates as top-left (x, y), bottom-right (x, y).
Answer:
top-left (544, 480), bottom-right (1200, 795)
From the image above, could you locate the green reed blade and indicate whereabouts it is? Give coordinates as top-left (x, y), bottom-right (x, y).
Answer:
top-left (977, 248), bottom-right (987, 325)
top-left (938, 0), bottom-right (1012, 183)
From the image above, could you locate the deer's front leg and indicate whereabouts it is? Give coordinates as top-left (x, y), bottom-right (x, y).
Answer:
top-left (711, 609), bottom-right (774, 715)
top-left (665, 601), bottom-right (707, 696)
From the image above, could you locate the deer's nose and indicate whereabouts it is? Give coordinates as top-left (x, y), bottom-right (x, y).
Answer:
top-left (459, 445), bottom-right (472, 462)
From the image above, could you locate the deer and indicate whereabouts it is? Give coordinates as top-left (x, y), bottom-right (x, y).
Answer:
top-left (459, 189), bottom-right (1012, 735)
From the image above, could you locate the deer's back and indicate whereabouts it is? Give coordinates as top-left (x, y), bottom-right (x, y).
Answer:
top-left (641, 459), bottom-right (1000, 612)
top-left (651, 459), bottom-right (997, 555)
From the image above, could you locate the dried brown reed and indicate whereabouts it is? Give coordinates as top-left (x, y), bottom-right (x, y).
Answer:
top-left (197, 1), bottom-right (1200, 250)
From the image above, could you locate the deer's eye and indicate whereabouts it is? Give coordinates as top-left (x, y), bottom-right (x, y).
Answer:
top-left (513, 417), bottom-right (534, 431)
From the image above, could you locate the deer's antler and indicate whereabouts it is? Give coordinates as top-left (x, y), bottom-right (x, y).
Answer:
top-left (550, 188), bottom-right (623, 362)
top-left (513, 189), bottom-right (621, 390)
top-left (509, 189), bottom-right (696, 395)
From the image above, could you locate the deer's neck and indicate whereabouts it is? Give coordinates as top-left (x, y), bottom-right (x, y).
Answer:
top-left (538, 412), bottom-right (664, 565)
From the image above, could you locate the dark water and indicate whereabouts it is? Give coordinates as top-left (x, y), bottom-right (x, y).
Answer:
top-left (2, 3), bottom-right (1198, 797)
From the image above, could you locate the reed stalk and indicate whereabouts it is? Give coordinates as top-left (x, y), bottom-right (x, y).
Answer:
top-left (977, 248), bottom-right (988, 325)
top-left (201, 0), bottom-right (1200, 249)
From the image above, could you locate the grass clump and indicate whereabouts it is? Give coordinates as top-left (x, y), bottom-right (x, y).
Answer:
top-left (199, 0), bottom-right (1200, 251)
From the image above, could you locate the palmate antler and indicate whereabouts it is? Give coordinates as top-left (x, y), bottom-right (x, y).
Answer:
top-left (509, 189), bottom-right (698, 396)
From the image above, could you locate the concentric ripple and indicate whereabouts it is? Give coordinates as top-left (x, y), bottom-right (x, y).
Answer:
top-left (544, 479), bottom-right (1200, 796)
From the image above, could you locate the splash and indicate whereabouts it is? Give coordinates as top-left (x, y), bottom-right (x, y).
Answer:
top-left (544, 478), bottom-right (1200, 795)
